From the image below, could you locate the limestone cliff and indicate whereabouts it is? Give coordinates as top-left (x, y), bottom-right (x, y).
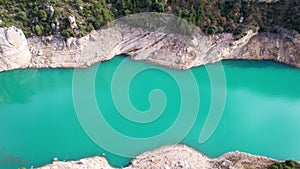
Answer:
top-left (0, 26), bottom-right (31, 72)
top-left (0, 17), bottom-right (299, 72)
top-left (23, 25), bottom-right (300, 72)
top-left (238, 29), bottom-right (300, 68)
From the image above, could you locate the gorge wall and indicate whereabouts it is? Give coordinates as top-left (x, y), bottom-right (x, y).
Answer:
top-left (0, 20), bottom-right (299, 73)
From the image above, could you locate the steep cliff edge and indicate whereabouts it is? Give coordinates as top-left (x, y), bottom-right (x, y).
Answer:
top-left (0, 19), bottom-right (299, 72)
top-left (237, 29), bottom-right (300, 68)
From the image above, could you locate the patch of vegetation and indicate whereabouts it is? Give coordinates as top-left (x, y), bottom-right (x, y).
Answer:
top-left (0, 0), bottom-right (299, 38)
top-left (0, 0), bottom-right (113, 37)
top-left (266, 160), bottom-right (300, 169)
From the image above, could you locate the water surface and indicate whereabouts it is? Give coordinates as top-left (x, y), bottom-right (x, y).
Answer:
top-left (0, 57), bottom-right (299, 169)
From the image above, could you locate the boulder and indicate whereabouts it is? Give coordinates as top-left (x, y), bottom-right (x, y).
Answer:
top-left (0, 26), bottom-right (31, 72)
top-left (68, 16), bottom-right (78, 29)
top-left (45, 5), bottom-right (54, 18)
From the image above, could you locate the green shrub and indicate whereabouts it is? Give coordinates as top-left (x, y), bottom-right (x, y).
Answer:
top-left (86, 23), bottom-right (94, 32)
top-left (233, 25), bottom-right (243, 35)
top-left (34, 25), bottom-right (43, 36)
top-left (152, 2), bottom-right (164, 12)
top-left (15, 11), bottom-right (27, 21)
top-left (39, 9), bottom-right (48, 22)
top-left (270, 165), bottom-right (278, 169)
top-left (285, 160), bottom-right (296, 167)
top-left (207, 25), bottom-right (218, 34)
top-left (268, 160), bottom-right (299, 169)
top-left (61, 30), bottom-right (71, 38)
top-left (23, 30), bottom-right (29, 38)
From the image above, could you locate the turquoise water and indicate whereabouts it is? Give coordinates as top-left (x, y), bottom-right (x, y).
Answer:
top-left (0, 56), bottom-right (300, 169)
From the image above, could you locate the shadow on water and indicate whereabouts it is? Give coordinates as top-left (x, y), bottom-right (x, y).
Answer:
top-left (0, 69), bottom-right (38, 106)
top-left (221, 60), bottom-right (300, 99)
top-left (0, 68), bottom-right (73, 106)
top-left (221, 59), bottom-right (294, 70)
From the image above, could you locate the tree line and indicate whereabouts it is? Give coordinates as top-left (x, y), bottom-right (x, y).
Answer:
top-left (0, 0), bottom-right (299, 38)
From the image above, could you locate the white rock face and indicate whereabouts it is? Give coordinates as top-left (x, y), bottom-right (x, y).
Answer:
top-left (2, 13), bottom-right (300, 72)
top-left (45, 5), bottom-right (54, 18)
top-left (0, 26), bottom-right (31, 72)
top-left (68, 16), bottom-right (78, 29)
top-left (38, 156), bottom-right (114, 169)
top-left (26, 15), bottom-right (300, 71)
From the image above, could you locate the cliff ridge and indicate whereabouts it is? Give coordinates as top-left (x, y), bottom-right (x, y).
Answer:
top-left (0, 17), bottom-right (299, 73)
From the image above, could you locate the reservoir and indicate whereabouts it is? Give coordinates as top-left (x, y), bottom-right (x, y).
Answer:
top-left (0, 56), bottom-right (300, 169)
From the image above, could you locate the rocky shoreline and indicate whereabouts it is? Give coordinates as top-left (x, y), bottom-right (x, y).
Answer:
top-left (37, 144), bottom-right (278, 169)
top-left (0, 14), bottom-right (300, 72)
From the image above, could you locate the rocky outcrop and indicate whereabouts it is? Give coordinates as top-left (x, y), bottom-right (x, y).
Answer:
top-left (23, 25), bottom-right (300, 72)
top-left (38, 156), bottom-right (114, 169)
top-left (68, 16), bottom-right (78, 29)
top-left (27, 27), bottom-right (122, 69)
top-left (237, 32), bottom-right (300, 68)
top-left (45, 5), bottom-right (54, 18)
top-left (37, 145), bottom-right (278, 169)
top-left (0, 26), bottom-right (31, 72)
